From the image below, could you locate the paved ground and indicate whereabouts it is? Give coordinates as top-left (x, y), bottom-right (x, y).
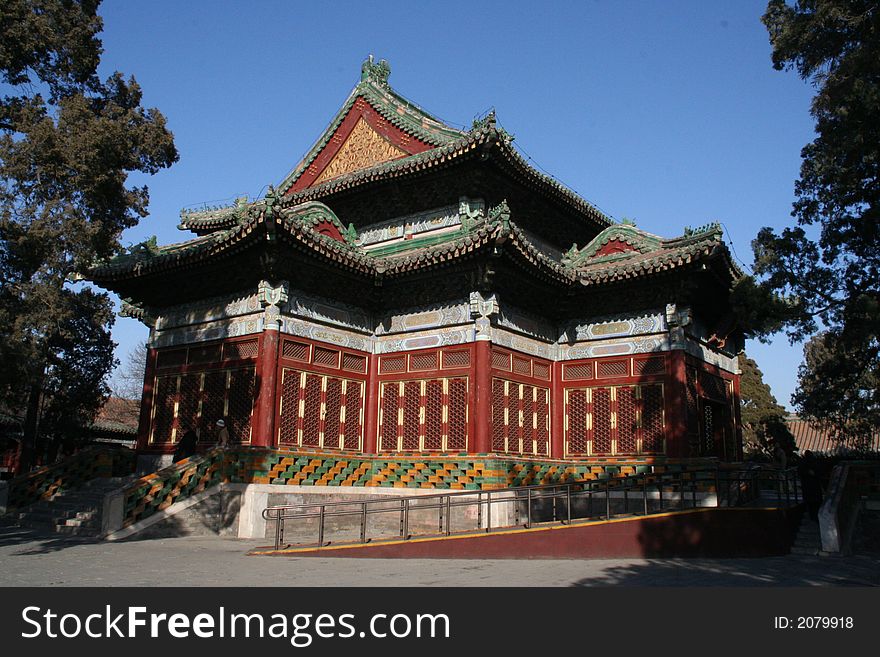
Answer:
top-left (0, 526), bottom-right (877, 587)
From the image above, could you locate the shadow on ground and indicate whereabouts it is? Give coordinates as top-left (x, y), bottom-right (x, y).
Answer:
top-left (0, 526), bottom-right (103, 555)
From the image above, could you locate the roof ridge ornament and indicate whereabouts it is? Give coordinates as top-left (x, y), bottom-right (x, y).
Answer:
top-left (361, 55), bottom-right (391, 87)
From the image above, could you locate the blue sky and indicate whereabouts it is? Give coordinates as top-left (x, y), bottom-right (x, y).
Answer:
top-left (96, 0), bottom-right (815, 408)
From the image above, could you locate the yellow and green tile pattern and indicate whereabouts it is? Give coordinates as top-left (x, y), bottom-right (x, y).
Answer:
top-left (117, 447), bottom-right (716, 528)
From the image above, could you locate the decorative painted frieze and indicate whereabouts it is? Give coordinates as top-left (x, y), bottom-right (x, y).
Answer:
top-left (153, 291), bottom-right (261, 332)
top-left (287, 289), bottom-right (372, 334)
top-left (152, 313), bottom-right (263, 348)
top-left (496, 303), bottom-right (557, 343)
top-left (282, 318), bottom-right (372, 353)
top-left (374, 325), bottom-right (472, 354)
top-left (491, 327), bottom-right (555, 360)
top-left (559, 309), bottom-right (666, 343)
top-left (376, 298), bottom-right (470, 335)
top-left (558, 334), bottom-right (670, 360)
top-left (683, 337), bottom-right (739, 374)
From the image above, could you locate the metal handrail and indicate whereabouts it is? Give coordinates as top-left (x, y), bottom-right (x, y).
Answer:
top-left (262, 466), bottom-right (802, 550)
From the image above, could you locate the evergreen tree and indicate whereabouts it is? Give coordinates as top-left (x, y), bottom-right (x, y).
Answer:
top-left (744, 1), bottom-right (880, 444)
top-left (0, 0), bottom-right (178, 468)
top-left (738, 353), bottom-right (796, 458)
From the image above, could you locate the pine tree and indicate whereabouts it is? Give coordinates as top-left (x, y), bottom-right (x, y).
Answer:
top-left (0, 1), bottom-right (178, 468)
top-left (738, 353), bottom-right (796, 458)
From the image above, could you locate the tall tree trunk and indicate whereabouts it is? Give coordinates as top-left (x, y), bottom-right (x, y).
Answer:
top-left (20, 379), bottom-right (43, 473)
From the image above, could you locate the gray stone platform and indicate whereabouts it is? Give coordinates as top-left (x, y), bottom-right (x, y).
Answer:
top-left (0, 526), bottom-right (876, 587)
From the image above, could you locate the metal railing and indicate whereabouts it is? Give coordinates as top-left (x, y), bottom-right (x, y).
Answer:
top-left (262, 466), bottom-right (801, 551)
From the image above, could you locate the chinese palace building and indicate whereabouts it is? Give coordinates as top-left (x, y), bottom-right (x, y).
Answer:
top-left (90, 58), bottom-right (744, 476)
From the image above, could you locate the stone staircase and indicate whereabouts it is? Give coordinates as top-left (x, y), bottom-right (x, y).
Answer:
top-left (790, 513), bottom-right (821, 556)
top-left (10, 476), bottom-right (135, 537)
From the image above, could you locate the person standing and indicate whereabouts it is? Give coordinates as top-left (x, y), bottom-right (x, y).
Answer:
top-left (798, 450), bottom-right (823, 522)
top-left (215, 418), bottom-right (230, 448)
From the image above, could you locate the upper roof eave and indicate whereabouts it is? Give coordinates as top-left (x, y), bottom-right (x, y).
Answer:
top-left (276, 60), bottom-right (469, 195)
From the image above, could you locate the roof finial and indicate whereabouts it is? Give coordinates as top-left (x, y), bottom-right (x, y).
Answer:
top-left (361, 55), bottom-right (391, 86)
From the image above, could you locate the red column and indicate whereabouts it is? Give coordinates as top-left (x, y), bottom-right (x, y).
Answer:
top-left (253, 330), bottom-right (280, 447)
top-left (136, 347), bottom-right (158, 452)
top-left (668, 350), bottom-right (688, 458)
top-left (362, 352), bottom-right (380, 454)
top-left (550, 360), bottom-right (564, 459)
top-left (473, 340), bottom-right (492, 454)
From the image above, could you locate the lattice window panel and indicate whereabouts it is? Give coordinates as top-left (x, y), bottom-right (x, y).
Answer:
top-left (635, 357), bottom-right (665, 376)
top-left (513, 356), bottom-right (531, 376)
top-left (201, 370), bottom-right (228, 430)
top-left (563, 363), bottom-right (593, 380)
top-left (380, 355), bottom-right (406, 374)
top-left (341, 352), bottom-right (366, 373)
top-left (533, 362), bottom-right (551, 380)
top-left (591, 387), bottom-right (613, 454)
top-left (301, 373), bottom-right (323, 447)
top-left (278, 370), bottom-right (302, 445)
top-left (409, 352), bottom-right (438, 372)
top-left (447, 378), bottom-right (468, 451)
top-left (313, 347), bottom-right (339, 369)
top-left (598, 359), bottom-right (630, 379)
top-left (282, 340), bottom-right (309, 362)
top-left (320, 377), bottom-right (342, 449)
top-left (617, 386), bottom-right (638, 453)
top-left (491, 379), bottom-right (507, 452)
top-left (423, 379), bottom-right (444, 450)
top-left (341, 381), bottom-right (363, 450)
top-left (567, 389), bottom-right (588, 455)
top-left (401, 381), bottom-right (422, 450)
top-left (703, 403), bottom-right (715, 455)
top-left (535, 388), bottom-right (550, 456)
top-left (227, 368), bottom-right (255, 443)
top-left (442, 349), bottom-right (470, 369)
top-left (642, 384), bottom-right (665, 453)
top-left (156, 349), bottom-right (186, 369)
top-left (520, 385), bottom-right (534, 453)
top-left (175, 373), bottom-right (202, 436)
top-left (491, 349), bottom-right (511, 370)
top-left (188, 344), bottom-right (221, 365)
top-left (686, 367), bottom-right (699, 430)
top-left (151, 375), bottom-right (177, 443)
top-left (700, 371), bottom-right (727, 402)
top-left (379, 383), bottom-right (400, 451)
top-left (224, 339), bottom-right (258, 361)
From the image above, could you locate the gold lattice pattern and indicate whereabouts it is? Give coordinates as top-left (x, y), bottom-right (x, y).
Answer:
top-left (282, 340), bottom-right (309, 361)
top-left (489, 379), bottom-right (549, 456)
top-left (617, 386), bottom-right (638, 453)
top-left (567, 390), bottom-right (588, 454)
top-left (598, 360), bottom-right (629, 379)
top-left (313, 117), bottom-right (407, 184)
top-left (441, 349), bottom-right (470, 368)
top-left (424, 380), bottom-right (444, 450)
top-left (491, 379), bottom-right (507, 452)
top-left (378, 378), bottom-right (469, 452)
top-left (278, 368), bottom-right (364, 451)
top-left (410, 352), bottom-right (438, 371)
top-left (592, 387), bottom-right (613, 454)
top-left (402, 381), bottom-right (421, 450)
top-left (150, 367), bottom-right (256, 445)
top-left (642, 384), bottom-right (664, 452)
top-left (380, 382), bottom-right (400, 451)
top-left (278, 370), bottom-right (301, 445)
top-left (447, 378), bottom-right (467, 451)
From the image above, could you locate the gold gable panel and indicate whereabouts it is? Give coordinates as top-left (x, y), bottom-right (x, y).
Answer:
top-left (313, 117), bottom-right (408, 185)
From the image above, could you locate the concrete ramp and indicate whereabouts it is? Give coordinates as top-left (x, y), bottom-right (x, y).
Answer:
top-left (250, 507), bottom-right (803, 559)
